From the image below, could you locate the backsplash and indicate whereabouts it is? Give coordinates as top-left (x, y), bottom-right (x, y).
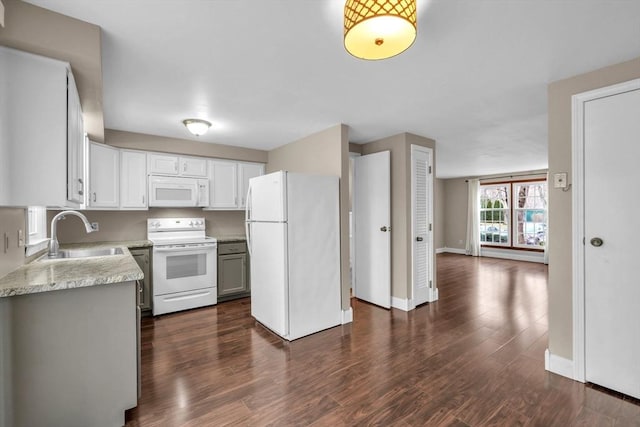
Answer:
top-left (49, 208), bottom-right (246, 244)
top-left (0, 208), bottom-right (26, 278)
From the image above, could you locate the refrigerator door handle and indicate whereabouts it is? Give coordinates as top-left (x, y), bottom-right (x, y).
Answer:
top-left (245, 183), bottom-right (253, 256)
top-left (245, 183), bottom-right (253, 222)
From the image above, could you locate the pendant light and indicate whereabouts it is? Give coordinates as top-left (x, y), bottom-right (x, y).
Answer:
top-left (344, 0), bottom-right (417, 60)
top-left (182, 119), bottom-right (212, 136)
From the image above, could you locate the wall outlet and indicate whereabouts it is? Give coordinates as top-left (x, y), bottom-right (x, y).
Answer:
top-left (91, 222), bottom-right (99, 232)
top-left (458, 239), bottom-right (463, 245)
top-left (553, 172), bottom-right (568, 189)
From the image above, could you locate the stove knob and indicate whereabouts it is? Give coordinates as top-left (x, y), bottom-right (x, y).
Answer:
top-left (189, 221), bottom-right (194, 227)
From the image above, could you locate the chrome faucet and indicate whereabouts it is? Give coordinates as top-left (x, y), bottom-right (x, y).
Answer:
top-left (48, 211), bottom-right (96, 258)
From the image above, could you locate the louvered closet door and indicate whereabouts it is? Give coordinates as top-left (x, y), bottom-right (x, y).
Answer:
top-left (412, 146), bottom-right (434, 306)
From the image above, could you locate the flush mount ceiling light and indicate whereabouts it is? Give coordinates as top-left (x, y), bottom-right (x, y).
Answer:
top-left (182, 118), bottom-right (212, 136)
top-left (344, 0), bottom-right (417, 60)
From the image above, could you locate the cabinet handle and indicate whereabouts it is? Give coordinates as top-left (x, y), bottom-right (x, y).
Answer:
top-left (142, 195), bottom-right (145, 204)
top-left (78, 178), bottom-right (84, 196)
top-left (183, 163), bottom-right (187, 172)
top-left (93, 192), bottom-right (97, 203)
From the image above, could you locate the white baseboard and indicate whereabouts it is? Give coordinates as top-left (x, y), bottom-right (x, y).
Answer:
top-left (341, 307), bottom-right (353, 324)
top-left (436, 247), bottom-right (446, 254)
top-left (391, 297), bottom-right (415, 312)
top-left (443, 247), bottom-right (466, 255)
top-left (545, 349), bottom-right (574, 379)
top-left (481, 248), bottom-right (545, 264)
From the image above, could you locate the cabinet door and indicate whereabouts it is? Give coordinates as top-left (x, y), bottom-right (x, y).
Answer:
top-left (209, 160), bottom-right (238, 208)
top-left (120, 150), bottom-right (148, 209)
top-left (238, 163), bottom-right (265, 209)
top-left (218, 253), bottom-right (248, 296)
top-left (66, 72), bottom-right (85, 205)
top-left (180, 157), bottom-right (208, 177)
top-left (0, 47), bottom-right (69, 207)
top-left (148, 153), bottom-right (179, 175)
top-left (131, 249), bottom-right (152, 312)
top-left (89, 142), bottom-right (119, 208)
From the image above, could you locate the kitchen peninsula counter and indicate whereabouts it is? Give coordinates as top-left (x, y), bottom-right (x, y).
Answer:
top-left (0, 241), bottom-right (147, 298)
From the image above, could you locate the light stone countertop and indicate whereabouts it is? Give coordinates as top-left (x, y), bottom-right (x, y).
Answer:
top-left (0, 242), bottom-right (144, 298)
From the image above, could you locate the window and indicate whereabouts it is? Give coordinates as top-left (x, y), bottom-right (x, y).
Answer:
top-left (480, 185), bottom-right (510, 245)
top-left (25, 206), bottom-right (48, 256)
top-left (480, 180), bottom-right (547, 250)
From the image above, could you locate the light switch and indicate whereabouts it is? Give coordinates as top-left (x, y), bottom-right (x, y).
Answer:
top-left (553, 172), bottom-right (568, 189)
top-left (18, 229), bottom-right (24, 247)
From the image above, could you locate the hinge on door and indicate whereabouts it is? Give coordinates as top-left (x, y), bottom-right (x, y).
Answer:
top-left (429, 280), bottom-right (432, 289)
top-left (429, 223), bottom-right (432, 231)
top-left (428, 166), bottom-right (432, 174)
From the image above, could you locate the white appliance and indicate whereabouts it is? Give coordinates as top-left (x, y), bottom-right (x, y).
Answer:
top-left (148, 218), bottom-right (217, 315)
top-left (245, 171), bottom-right (341, 340)
top-left (148, 175), bottom-right (209, 207)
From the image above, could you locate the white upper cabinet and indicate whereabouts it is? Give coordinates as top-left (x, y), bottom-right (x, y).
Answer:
top-left (238, 162), bottom-right (265, 209)
top-left (148, 153), bottom-right (208, 177)
top-left (120, 150), bottom-right (147, 210)
top-left (88, 142), bottom-right (119, 209)
top-left (206, 160), bottom-right (264, 210)
top-left (148, 153), bottom-right (179, 175)
top-left (180, 157), bottom-right (208, 177)
top-left (0, 46), bottom-right (85, 207)
top-left (66, 73), bottom-right (85, 205)
top-left (209, 160), bottom-right (238, 209)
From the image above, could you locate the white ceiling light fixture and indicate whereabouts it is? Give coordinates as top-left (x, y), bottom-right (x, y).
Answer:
top-left (182, 118), bottom-right (212, 136)
top-left (344, 0), bottom-right (417, 60)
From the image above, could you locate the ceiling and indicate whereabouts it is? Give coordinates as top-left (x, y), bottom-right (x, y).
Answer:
top-left (24, 0), bottom-right (640, 178)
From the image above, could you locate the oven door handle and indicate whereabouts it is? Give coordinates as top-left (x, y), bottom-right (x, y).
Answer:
top-left (154, 245), bottom-right (216, 253)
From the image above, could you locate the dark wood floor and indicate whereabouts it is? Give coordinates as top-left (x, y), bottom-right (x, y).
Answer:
top-left (125, 254), bottom-right (639, 426)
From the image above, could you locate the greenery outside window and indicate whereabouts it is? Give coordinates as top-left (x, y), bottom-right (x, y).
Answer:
top-left (480, 180), bottom-right (547, 250)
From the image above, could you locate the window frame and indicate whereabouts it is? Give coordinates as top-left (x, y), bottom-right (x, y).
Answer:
top-left (479, 178), bottom-right (547, 252)
top-left (479, 183), bottom-right (511, 247)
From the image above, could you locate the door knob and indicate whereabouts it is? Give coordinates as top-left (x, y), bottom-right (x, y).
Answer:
top-left (590, 237), bottom-right (604, 247)
top-left (416, 236), bottom-right (423, 242)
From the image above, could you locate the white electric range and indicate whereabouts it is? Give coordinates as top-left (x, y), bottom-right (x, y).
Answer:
top-left (147, 218), bottom-right (217, 315)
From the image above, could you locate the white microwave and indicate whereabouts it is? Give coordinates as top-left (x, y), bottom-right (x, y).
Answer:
top-left (148, 175), bottom-right (209, 207)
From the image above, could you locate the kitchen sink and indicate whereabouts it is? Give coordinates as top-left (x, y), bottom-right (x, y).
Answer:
top-left (47, 247), bottom-right (124, 260)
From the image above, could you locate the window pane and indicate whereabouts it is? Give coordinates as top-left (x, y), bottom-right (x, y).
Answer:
top-left (480, 184), bottom-right (510, 246)
top-left (513, 181), bottom-right (547, 248)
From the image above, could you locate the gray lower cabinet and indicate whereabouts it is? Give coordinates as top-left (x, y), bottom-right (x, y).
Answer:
top-left (130, 247), bottom-right (152, 313)
top-left (218, 241), bottom-right (250, 301)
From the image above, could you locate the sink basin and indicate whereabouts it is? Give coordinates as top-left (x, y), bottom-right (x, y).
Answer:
top-left (48, 247), bottom-right (124, 260)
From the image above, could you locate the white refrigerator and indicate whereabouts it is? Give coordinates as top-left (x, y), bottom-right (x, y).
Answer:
top-left (245, 170), bottom-right (342, 340)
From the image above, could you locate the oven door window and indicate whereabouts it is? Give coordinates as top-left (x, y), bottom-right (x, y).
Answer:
top-left (166, 253), bottom-right (207, 279)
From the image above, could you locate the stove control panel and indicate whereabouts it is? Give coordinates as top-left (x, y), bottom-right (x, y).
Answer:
top-left (147, 218), bottom-right (206, 232)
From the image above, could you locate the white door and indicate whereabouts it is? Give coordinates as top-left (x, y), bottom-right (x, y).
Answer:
top-left (353, 151), bottom-right (391, 309)
top-left (120, 150), bottom-right (147, 209)
top-left (148, 153), bottom-right (179, 175)
top-left (584, 86), bottom-right (640, 399)
top-left (180, 157), bottom-right (208, 177)
top-left (412, 145), bottom-right (435, 306)
top-left (238, 162), bottom-right (265, 209)
top-left (246, 171), bottom-right (286, 222)
top-left (209, 160), bottom-right (238, 208)
top-left (249, 222), bottom-right (288, 338)
top-left (89, 142), bottom-right (119, 208)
